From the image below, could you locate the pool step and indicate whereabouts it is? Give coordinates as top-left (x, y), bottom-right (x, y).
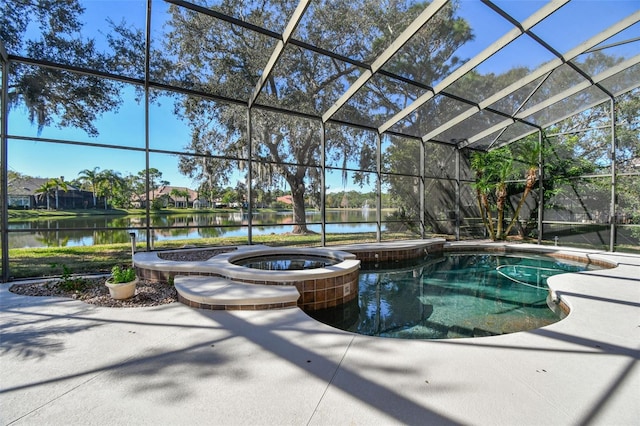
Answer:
top-left (174, 275), bottom-right (300, 310)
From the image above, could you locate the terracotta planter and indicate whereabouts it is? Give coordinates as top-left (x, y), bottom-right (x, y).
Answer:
top-left (105, 278), bottom-right (138, 300)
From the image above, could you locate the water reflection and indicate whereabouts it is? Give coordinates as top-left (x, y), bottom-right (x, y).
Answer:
top-left (9, 210), bottom-right (382, 248)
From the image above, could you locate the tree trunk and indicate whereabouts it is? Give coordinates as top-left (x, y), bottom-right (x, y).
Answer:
top-left (476, 190), bottom-right (488, 234)
top-left (290, 181), bottom-right (311, 234)
top-left (504, 167), bottom-right (538, 237)
top-left (496, 184), bottom-right (507, 239)
top-left (480, 193), bottom-right (495, 239)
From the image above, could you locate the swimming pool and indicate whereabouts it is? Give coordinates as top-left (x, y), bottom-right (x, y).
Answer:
top-left (309, 252), bottom-right (599, 339)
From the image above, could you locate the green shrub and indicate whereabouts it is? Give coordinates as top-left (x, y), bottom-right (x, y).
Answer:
top-left (110, 265), bottom-right (136, 283)
top-left (50, 262), bottom-right (89, 292)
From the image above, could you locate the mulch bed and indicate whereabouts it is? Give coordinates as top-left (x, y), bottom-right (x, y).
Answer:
top-left (9, 276), bottom-right (177, 308)
top-left (8, 248), bottom-right (240, 307)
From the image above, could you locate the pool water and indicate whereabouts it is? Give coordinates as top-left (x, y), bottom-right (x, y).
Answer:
top-left (233, 254), bottom-right (339, 270)
top-left (310, 252), bottom-right (595, 339)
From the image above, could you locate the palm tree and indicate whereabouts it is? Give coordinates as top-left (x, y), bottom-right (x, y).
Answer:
top-left (78, 167), bottom-right (101, 207)
top-left (471, 152), bottom-right (498, 241)
top-left (470, 153), bottom-right (495, 239)
top-left (471, 140), bottom-right (541, 241)
top-left (35, 180), bottom-right (57, 210)
top-left (52, 177), bottom-right (69, 209)
top-left (97, 169), bottom-right (123, 209)
top-left (494, 158), bottom-right (512, 240)
top-left (35, 178), bottom-right (68, 210)
top-left (470, 148), bottom-right (513, 240)
top-left (503, 139), bottom-right (542, 237)
top-left (169, 188), bottom-right (184, 208)
top-left (179, 188), bottom-right (191, 208)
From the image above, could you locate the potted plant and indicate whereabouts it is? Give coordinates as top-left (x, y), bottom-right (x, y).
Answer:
top-left (105, 265), bottom-right (138, 300)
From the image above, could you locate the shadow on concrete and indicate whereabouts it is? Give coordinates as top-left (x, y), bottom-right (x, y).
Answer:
top-left (577, 355), bottom-right (638, 426)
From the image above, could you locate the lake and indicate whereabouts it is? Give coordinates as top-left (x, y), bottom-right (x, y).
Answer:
top-left (8, 209), bottom-right (385, 248)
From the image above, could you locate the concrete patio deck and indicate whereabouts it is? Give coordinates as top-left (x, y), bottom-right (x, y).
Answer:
top-left (1, 244), bottom-right (638, 425)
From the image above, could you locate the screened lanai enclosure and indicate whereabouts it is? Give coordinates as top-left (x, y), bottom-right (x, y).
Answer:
top-left (1, 0), bottom-right (639, 280)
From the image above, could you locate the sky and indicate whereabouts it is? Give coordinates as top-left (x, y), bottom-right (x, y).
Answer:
top-left (7, 0), bottom-right (639, 191)
top-left (9, 0), bottom-right (198, 187)
top-left (10, 89), bottom-right (199, 188)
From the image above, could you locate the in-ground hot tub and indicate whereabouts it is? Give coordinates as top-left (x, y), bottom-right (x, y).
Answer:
top-left (218, 247), bottom-right (360, 311)
top-left (134, 245), bottom-right (361, 311)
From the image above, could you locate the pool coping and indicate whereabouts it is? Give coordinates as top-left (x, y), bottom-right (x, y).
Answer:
top-left (134, 245), bottom-right (361, 279)
top-left (173, 275), bottom-right (301, 310)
